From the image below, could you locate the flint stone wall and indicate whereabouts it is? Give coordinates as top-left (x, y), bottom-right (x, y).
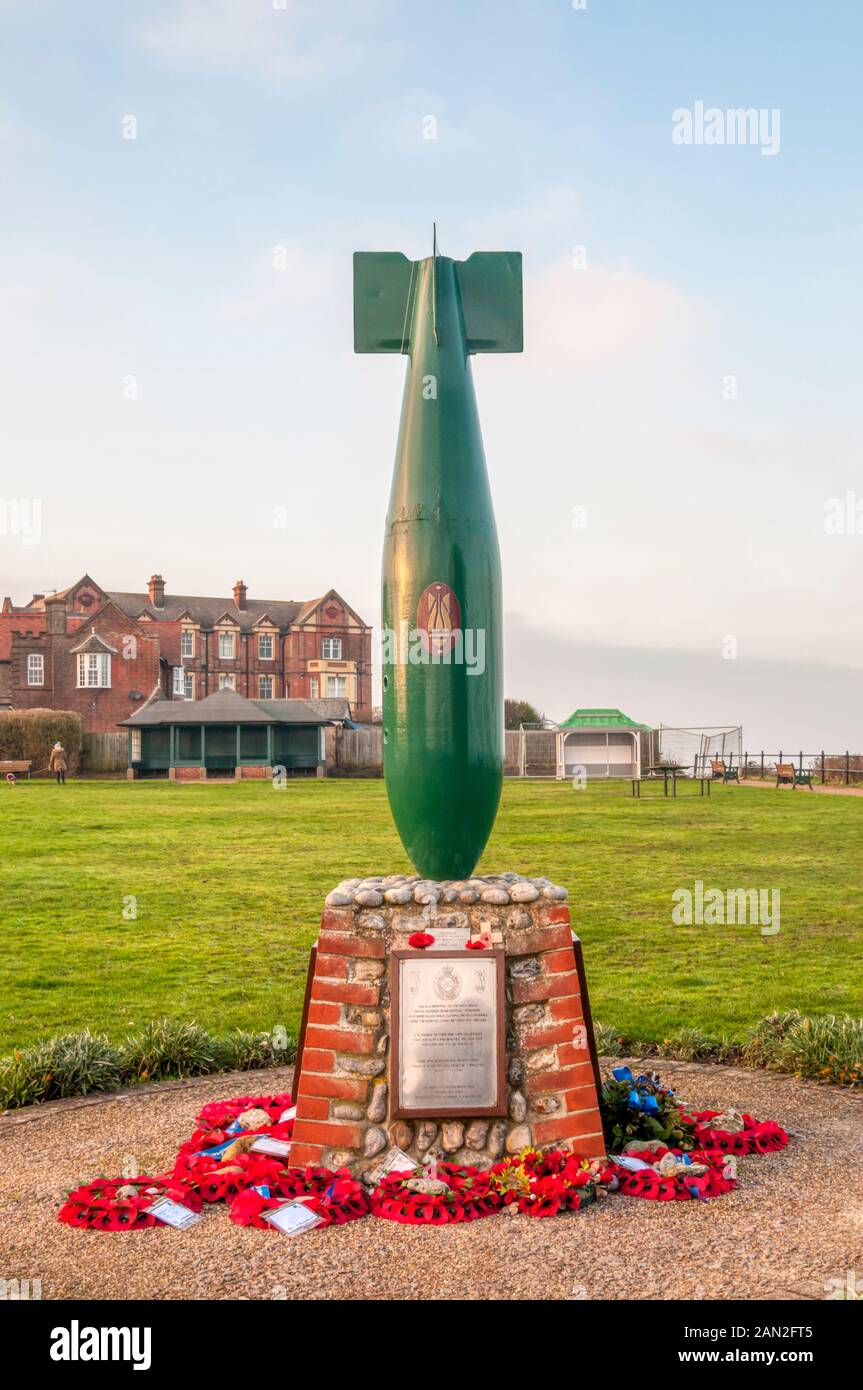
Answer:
top-left (290, 873), bottom-right (605, 1175)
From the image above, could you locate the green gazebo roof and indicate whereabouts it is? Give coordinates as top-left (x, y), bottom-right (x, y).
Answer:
top-left (560, 707), bottom-right (652, 731)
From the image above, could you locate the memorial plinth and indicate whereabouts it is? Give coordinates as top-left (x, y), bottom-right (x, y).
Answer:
top-left (290, 874), bottom-right (606, 1174)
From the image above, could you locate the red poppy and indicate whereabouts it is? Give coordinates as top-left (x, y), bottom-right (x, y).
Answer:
top-left (407, 931), bottom-right (435, 949)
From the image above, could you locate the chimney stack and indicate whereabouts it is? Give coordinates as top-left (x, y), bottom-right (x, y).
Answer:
top-left (148, 574), bottom-right (166, 609)
top-left (233, 579), bottom-right (248, 611)
top-left (44, 594), bottom-right (67, 635)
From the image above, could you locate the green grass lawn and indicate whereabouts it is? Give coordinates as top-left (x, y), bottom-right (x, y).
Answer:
top-left (0, 777), bottom-right (860, 1054)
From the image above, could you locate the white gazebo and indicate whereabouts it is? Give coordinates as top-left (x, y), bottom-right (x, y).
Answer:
top-left (556, 708), bottom-right (649, 780)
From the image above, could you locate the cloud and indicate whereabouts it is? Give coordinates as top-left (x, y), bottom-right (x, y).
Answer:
top-left (525, 257), bottom-right (694, 373)
top-left (213, 238), bottom-right (337, 322)
top-left (502, 612), bottom-right (863, 749)
top-left (135, 0), bottom-right (390, 82)
top-left (458, 186), bottom-right (697, 373)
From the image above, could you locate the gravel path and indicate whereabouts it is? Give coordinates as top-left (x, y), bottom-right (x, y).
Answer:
top-left (1, 1060), bottom-right (860, 1301)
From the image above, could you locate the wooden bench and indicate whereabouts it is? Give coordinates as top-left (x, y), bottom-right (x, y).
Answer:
top-left (0, 759), bottom-right (32, 779)
top-left (776, 762), bottom-right (813, 790)
top-left (711, 758), bottom-right (739, 782)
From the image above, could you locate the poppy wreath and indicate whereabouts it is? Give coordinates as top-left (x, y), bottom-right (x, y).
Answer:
top-left (58, 1175), bottom-right (203, 1232)
top-left (194, 1092), bottom-right (294, 1134)
top-left (229, 1170), bottom-right (369, 1229)
top-left (56, 1083), bottom-right (790, 1233)
top-left (177, 1092), bottom-right (294, 1157)
top-left (685, 1110), bottom-right (789, 1158)
top-left (611, 1147), bottom-right (737, 1202)
top-left (172, 1150), bottom-right (290, 1203)
top-left (370, 1163), bottom-right (501, 1225)
top-left (488, 1148), bottom-right (616, 1217)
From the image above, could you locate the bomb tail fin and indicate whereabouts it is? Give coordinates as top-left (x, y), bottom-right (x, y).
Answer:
top-left (455, 251), bottom-right (523, 354)
top-left (353, 252), bottom-right (417, 354)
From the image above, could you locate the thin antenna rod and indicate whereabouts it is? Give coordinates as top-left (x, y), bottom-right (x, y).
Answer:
top-left (432, 222), bottom-right (439, 345)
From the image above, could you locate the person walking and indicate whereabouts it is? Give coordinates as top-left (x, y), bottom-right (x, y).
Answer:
top-left (49, 742), bottom-right (68, 785)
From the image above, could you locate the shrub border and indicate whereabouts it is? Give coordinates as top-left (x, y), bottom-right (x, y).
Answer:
top-left (1, 1009), bottom-right (859, 1114)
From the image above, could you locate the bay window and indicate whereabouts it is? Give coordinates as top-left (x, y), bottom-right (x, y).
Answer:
top-left (77, 652), bottom-right (111, 688)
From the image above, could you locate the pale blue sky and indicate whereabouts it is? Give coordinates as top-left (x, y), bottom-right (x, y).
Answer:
top-left (1, 0), bottom-right (860, 744)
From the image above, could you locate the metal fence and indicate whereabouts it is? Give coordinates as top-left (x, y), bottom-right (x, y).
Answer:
top-left (727, 751), bottom-right (863, 785)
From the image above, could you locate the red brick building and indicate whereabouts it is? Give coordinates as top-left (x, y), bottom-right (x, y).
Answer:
top-left (0, 573), bottom-right (372, 734)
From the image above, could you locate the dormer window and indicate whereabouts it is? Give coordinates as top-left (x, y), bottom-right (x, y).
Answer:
top-left (77, 652), bottom-right (111, 688)
top-left (258, 633), bottom-right (273, 660)
top-left (218, 632), bottom-right (235, 659)
top-left (181, 629), bottom-right (195, 659)
top-left (322, 637), bottom-right (342, 660)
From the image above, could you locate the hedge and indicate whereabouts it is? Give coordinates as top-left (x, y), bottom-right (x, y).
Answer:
top-left (1, 1012), bottom-right (859, 1113)
top-left (0, 1021), bottom-right (297, 1111)
top-left (594, 1010), bottom-right (862, 1087)
top-left (0, 708), bottom-right (82, 774)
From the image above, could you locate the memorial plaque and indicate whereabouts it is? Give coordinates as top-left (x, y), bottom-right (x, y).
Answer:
top-left (426, 926), bottom-right (470, 951)
top-left (390, 949), bottom-right (506, 1118)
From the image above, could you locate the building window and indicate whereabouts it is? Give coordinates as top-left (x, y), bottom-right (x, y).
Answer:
top-left (131, 728), bottom-right (142, 761)
top-left (180, 629), bottom-right (195, 659)
top-left (326, 675), bottom-right (347, 698)
top-left (258, 633), bottom-right (273, 660)
top-left (258, 675), bottom-right (273, 698)
top-left (218, 632), bottom-right (235, 659)
top-left (27, 653), bottom-right (44, 686)
top-left (322, 637), bottom-right (342, 660)
top-left (184, 670), bottom-right (195, 700)
top-left (172, 666), bottom-right (186, 697)
top-left (77, 652), bottom-right (111, 688)
top-left (309, 677), bottom-right (319, 698)
top-left (218, 672), bottom-right (236, 690)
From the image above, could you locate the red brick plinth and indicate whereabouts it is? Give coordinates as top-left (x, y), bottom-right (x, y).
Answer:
top-left (290, 876), bottom-right (605, 1173)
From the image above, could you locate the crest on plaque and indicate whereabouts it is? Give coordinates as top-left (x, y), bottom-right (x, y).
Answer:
top-left (433, 964), bottom-right (461, 1001)
top-left (473, 969), bottom-right (486, 993)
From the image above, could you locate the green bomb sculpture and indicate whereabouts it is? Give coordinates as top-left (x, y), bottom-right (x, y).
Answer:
top-left (354, 232), bottom-right (523, 880)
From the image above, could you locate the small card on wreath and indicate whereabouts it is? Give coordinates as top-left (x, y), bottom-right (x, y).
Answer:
top-left (262, 1201), bottom-right (326, 1236)
top-left (148, 1196), bottom-right (201, 1230)
top-left (366, 1145), bottom-right (415, 1186)
top-left (250, 1136), bottom-right (292, 1157)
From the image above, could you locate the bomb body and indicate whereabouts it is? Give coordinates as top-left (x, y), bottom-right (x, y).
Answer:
top-left (355, 242), bottom-right (522, 878)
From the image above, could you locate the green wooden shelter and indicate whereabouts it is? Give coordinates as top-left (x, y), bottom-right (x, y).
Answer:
top-left (119, 688), bottom-right (348, 779)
